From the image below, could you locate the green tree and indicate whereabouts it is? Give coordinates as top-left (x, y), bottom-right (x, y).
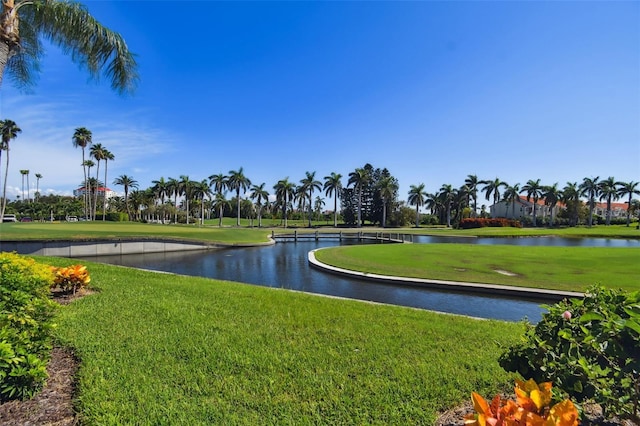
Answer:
top-left (598, 176), bottom-right (618, 226)
top-left (166, 177), bottom-right (180, 223)
top-left (19, 168), bottom-right (28, 201)
top-left (299, 171), bottom-right (321, 227)
top-left (0, 119), bottom-right (21, 220)
top-left (89, 143), bottom-right (106, 220)
top-left (580, 176), bottom-right (600, 227)
top-left (212, 193), bottom-right (229, 227)
top-left (323, 172), bottom-right (342, 227)
top-left (34, 172), bottom-right (42, 201)
top-left (113, 174), bottom-right (137, 220)
top-left (407, 183), bottom-right (427, 227)
top-left (377, 176), bottom-right (398, 228)
top-left (503, 183), bottom-right (521, 219)
top-left (481, 177), bottom-right (507, 207)
top-left (72, 127), bottom-right (92, 219)
top-left (348, 167), bottom-right (369, 228)
top-left (191, 179), bottom-right (211, 226)
top-left (273, 178), bottom-right (295, 228)
top-left (151, 177), bottom-right (169, 224)
top-left (542, 183), bottom-right (562, 227)
top-left (616, 180), bottom-right (640, 227)
top-left (521, 179), bottom-right (544, 227)
top-left (101, 148), bottom-right (114, 220)
top-left (561, 182), bottom-right (581, 227)
top-left (464, 174), bottom-right (480, 217)
top-left (179, 175), bottom-right (192, 224)
top-left (209, 173), bottom-right (228, 224)
top-left (249, 183), bottom-right (269, 228)
top-left (0, 0), bottom-right (137, 93)
top-left (227, 167), bottom-right (251, 227)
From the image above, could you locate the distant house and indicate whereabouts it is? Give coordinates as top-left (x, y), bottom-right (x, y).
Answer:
top-left (490, 195), bottom-right (561, 221)
top-left (593, 202), bottom-right (628, 219)
top-left (73, 186), bottom-right (116, 200)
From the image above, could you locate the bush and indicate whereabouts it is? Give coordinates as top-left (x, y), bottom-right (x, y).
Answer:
top-left (459, 218), bottom-right (522, 229)
top-left (499, 285), bottom-right (640, 422)
top-left (0, 253), bottom-right (57, 401)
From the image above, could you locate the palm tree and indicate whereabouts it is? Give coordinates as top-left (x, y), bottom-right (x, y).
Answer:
top-left (209, 173), bottom-right (228, 225)
top-left (101, 149), bottom-right (114, 220)
top-left (377, 176), bottom-right (398, 228)
top-left (72, 127), bottom-right (92, 219)
top-left (191, 179), bottom-right (211, 226)
top-left (438, 184), bottom-right (454, 227)
top-left (113, 174), bottom-right (137, 220)
top-left (249, 183), bottom-right (269, 228)
top-left (273, 178), bottom-right (296, 228)
top-left (407, 183), bottom-right (427, 227)
top-left (299, 171), bottom-right (321, 227)
top-left (503, 183), bottom-right (521, 219)
top-left (348, 167), bottom-right (369, 228)
top-left (580, 176), bottom-right (600, 227)
top-left (178, 175), bottom-right (192, 224)
top-left (0, 119), bottom-right (21, 219)
top-left (212, 193), bottom-right (229, 227)
top-left (166, 177), bottom-right (180, 223)
top-left (542, 183), bottom-right (562, 227)
top-left (0, 0), bottom-right (138, 94)
top-left (89, 143), bottom-right (106, 220)
top-left (481, 177), bottom-right (507, 207)
top-left (562, 182), bottom-right (581, 227)
top-left (19, 169), bottom-right (28, 201)
top-left (464, 174), bottom-right (480, 217)
top-left (81, 159), bottom-right (94, 218)
top-left (227, 167), bottom-right (251, 226)
top-left (598, 176), bottom-right (618, 226)
top-left (314, 196), bottom-right (325, 222)
top-left (34, 173), bottom-right (42, 200)
top-left (521, 179), bottom-right (544, 227)
top-left (152, 177), bottom-right (169, 223)
top-left (323, 172), bottom-right (342, 227)
top-left (616, 180), bottom-right (640, 227)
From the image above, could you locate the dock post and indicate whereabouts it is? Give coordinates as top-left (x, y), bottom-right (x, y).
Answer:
top-left (339, 231), bottom-right (342, 241)
top-left (315, 230), bottom-right (319, 241)
top-left (294, 230), bottom-right (297, 242)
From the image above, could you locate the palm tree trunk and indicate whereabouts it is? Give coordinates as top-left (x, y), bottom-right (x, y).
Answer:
top-left (333, 193), bottom-right (338, 227)
top-left (1, 145), bottom-right (10, 219)
top-left (382, 201), bottom-right (387, 228)
top-left (0, 40), bottom-right (11, 90)
top-left (103, 161), bottom-right (108, 221)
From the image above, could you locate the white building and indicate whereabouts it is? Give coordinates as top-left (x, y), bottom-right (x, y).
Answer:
top-left (73, 186), bottom-right (116, 200)
top-left (490, 195), bottom-right (560, 220)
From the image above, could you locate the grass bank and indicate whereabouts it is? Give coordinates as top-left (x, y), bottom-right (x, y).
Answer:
top-left (47, 258), bottom-right (521, 424)
top-left (313, 244), bottom-right (640, 293)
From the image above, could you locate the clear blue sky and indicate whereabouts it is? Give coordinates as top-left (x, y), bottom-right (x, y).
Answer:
top-left (1, 0), bottom-right (638, 206)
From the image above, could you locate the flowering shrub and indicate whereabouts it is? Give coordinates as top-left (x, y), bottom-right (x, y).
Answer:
top-left (51, 264), bottom-right (91, 294)
top-left (464, 379), bottom-right (578, 426)
top-left (0, 253), bottom-right (56, 401)
top-left (500, 285), bottom-right (640, 421)
top-left (459, 218), bottom-right (522, 229)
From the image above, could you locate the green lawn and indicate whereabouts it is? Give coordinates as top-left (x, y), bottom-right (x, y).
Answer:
top-left (314, 244), bottom-right (640, 293)
top-left (48, 258), bottom-right (521, 424)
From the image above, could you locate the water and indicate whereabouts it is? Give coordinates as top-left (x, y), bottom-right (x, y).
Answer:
top-left (80, 239), bottom-right (548, 323)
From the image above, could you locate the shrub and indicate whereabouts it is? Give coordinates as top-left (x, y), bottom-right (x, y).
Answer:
top-left (0, 253), bottom-right (56, 401)
top-left (51, 265), bottom-right (91, 294)
top-left (499, 285), bottom-right (640, 422)
top-left (459, 218), bottom-right (522, 229)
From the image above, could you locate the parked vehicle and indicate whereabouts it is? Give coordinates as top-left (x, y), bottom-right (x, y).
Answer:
top-left (2, 214), bottom-right (17, 222)
top-left (20, 217), bottom-right (33, 222)
top-left (66, 216), bottom-right (78, 222)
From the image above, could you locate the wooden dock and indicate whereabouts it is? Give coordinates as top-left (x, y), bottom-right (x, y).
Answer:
top-left (271, 231), bottom-right (412, 243)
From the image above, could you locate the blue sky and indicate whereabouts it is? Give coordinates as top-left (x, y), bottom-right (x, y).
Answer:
top-left (1, 0), bottom-right (638, 206)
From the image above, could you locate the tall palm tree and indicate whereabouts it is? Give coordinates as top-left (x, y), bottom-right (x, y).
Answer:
top-left (314, 196), bottom-right (325, 222)
top-left (323, 172), bottom-right (342, 227)
top-left (598, 176), bottom-right (618, 226)
top-left (273, 178), bottom-right (295, 228)
top-left (562, 182), bottom-right (581, 227)
top-left (81, 159), bottom-right (94, 218)
top-left (34, 172), bottom-right (42, 200)
top-left (249, 183), bottom-right (269, 228)
top-left (209, 173), bottom-right (228, 224)
top-left (616, 180), bottom-right (640, 227)
top-left (212, 193), bottom-right (229, 227)
top-left (580, 176), bottom-right (600, 227)
top-left (464, 174), bottom-right (480, 217)
top-left (72, 127), bottom-right (92, 219)
top-left (166, 177), bottom-right (180, 223)
top-left (113, 174), bottom-right (137, 220)
top-left (521, 179), bottom-right (544, 227)
top-left (101, 149), bottom-right (114, 220)
top-left (377, 176), bottom-right (398, 228)
top-left (438, 184), bottom-right (454, 227)
top-left (348, 167), bottom-right (369, 228)
top-left (1, 120), bottom-right (23, 220)
top-left (542, 183), bottom-right (562, 227)
top-left (299, 171), bottom-right (321, 227)
top-left (19, 169), bottom-right (28, 201)
top-left (227, 167), bottom-right (251, 226)
top-left (152, 177), bottom-right (169, 224)
top-left (481, 177), bottom-right (507, 207)
top-left (503, 183), bottom-right (521, 219)
top-left (0, 0), bottom-right (138, 94)
top-left (191, 179), bottom-right (211, 226)
top-left (407, 183), bottom-right (427, 227)
top-left (89, 143), bottom-right (106, 220)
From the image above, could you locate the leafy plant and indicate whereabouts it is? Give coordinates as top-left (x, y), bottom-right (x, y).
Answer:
top-left (51, 264), bottom-right (91, 294)
top-left (499, 285), bottom-right (640, 422)
top-left (0, 253), bottom-right (56, 401)
top-left (464, 379), bottom-right (578, 426)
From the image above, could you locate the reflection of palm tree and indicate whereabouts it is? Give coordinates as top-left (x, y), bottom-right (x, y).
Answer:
top-left (249, 183), bottom-right (269, 228)
top-left (323, 172), bottom-right (342, 227)
top-left (377, 176), bottom-right (398, 228)
top-left (113, 174), bottom-right (138, 220)
top-left (598, 176), bottom-right (618, 226)
top-left (0, 0), bottom-right (138, 94)
top-left (408, 183), bottom-right (427, 227)
top-left (348, 168), bottom-right (369, 228)
top-left (580, 176), bottom-right (600, 227)
top-left (274, 178), bottom-right (295, 228)
top-left (616, 180), bottom-right (640, 227)
top-left (521, 179), bottom-right (544, 227)
top-left (300, 171), bottom-right (321, 227)
top-left (72, 127), bottom-right (92, 219)
top-left (227, 168), bottom-right (251, 227)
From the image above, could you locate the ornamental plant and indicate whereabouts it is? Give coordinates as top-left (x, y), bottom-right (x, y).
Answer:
top-left (51, 264), bottom-right (91, 294)
top-left (499, 285), bottom-right (640, 422)
top-left (464, 379), bottom-right (578, 426)
top-left (0, 253), bottom-right (56, 401)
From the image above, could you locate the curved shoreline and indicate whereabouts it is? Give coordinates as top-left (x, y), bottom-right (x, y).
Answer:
top-left (307, 248), bottom-right (584, 302)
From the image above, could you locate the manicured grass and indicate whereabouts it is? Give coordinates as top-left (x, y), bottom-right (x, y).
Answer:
top-left (314, 244), bottom-right (640, 293)
top-left (0, 222), bottom-right (272, 244)
top-left (46, 258), bottom-right (522, 424)
top-left (397, 224), bottom-right (640, 239)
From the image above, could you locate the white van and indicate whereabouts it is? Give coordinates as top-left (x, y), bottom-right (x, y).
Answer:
top-left (66, 216), bottom-right (78, 222)
top-left (2, 214), bottom-right (17, 222)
